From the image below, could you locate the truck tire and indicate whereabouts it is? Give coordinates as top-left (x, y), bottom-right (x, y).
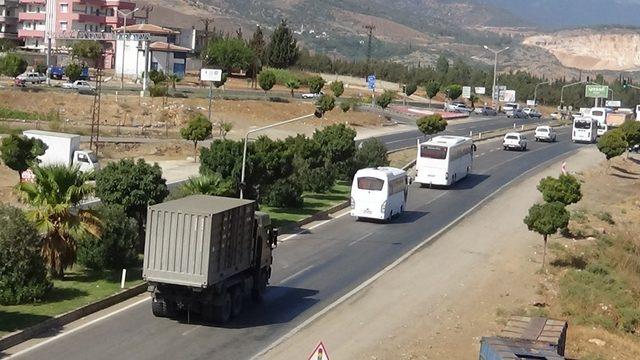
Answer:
top-left (212, 292), bottom-right (232, 323)
top-left (152, 298), bottom-right (170, 318)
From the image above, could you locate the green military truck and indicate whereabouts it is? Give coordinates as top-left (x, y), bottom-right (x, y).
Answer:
top-left (143, 195), bottom-right (278, 323)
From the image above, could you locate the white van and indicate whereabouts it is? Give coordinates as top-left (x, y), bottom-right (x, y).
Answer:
top-left (351, 167), bottom-right (408, 221)
top-left (572, 117), bottom-right (598, 143)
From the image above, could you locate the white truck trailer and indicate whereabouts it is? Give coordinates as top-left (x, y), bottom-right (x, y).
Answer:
top-left (23, 130), bottom-right (99, 172)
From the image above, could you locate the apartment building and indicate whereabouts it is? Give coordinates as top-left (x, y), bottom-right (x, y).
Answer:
top-left (17, 0), bottom-right (136, 67)
top-left (0, 0), bottom-right (19, 40)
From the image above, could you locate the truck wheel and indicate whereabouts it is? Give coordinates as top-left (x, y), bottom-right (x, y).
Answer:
top-left (231, 289), bottom-right (243, 318)
top-left (213, 292), bottom-right (232, 323)
top-left (152, 298), bottom-right (167, 317)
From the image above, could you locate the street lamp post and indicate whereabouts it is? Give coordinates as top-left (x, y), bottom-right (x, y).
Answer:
top-left (117, 7), bottom-right (139, 90)
top-left (483, 45), bottom-right (509, 109)
top-left (240, 113), bottom-right (317, 199)
top-left (533, 81), bottom-right (550, 108)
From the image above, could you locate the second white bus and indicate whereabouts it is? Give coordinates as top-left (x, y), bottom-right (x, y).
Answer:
top-left (351, 167), bottom-right (408, 221)
top-left (415, 136), bottom-right (476, 187)
top-left (572, 117), bottom-right (598, 143)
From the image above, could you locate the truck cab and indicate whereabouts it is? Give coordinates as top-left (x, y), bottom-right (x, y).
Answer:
top-left (74, 151), bottom-right (100, 173)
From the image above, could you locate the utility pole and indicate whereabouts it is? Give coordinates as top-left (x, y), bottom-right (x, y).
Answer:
top-left (483, 45), bottom-right (509, 110)
top-left (364, 24), bottom-right (375, 70)
top-left (90, 68), bottom-right (103, 154)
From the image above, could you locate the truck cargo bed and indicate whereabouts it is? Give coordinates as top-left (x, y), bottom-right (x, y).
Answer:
top-left (143, 196), bottom-right (257, 288)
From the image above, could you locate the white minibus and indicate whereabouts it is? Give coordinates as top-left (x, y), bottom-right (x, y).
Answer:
top-left (351, 167), bottom-right (408, 221)
top-left (572, 117), bottom-right (598, 143)
top-left (415, 136), bottom-right (476, 187)
top-left (588, 107), bottom-right (611, 136)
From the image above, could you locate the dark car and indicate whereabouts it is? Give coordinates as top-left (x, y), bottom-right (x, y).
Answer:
top-left (507, 108), bottom-right (529, 119)
top-left (479, 106), bottom-right (497, 116)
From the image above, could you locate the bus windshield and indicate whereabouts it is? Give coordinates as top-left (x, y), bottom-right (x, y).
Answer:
top-left (591, 111), bottom-right (604, 117)
top-left (357, 177), bottom-right (385, 191)
top-left (574, 121), bottom-right (592, 129)
top-left (421, 145), bottom-right (447, 160)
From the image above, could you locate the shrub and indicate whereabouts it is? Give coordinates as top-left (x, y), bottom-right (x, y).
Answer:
top-left (596, 211), bottom-right (615, 225)
top-left (295, 159), bottom-right (336, 193)
top-left (0, 53), bottom-right (28, 77)
top-left (340, 101), bottom-right (351, 113)
top-left (264, 179), bottom-right (303, 208)
top-left (537, 174), bottom-right (582, 206)
top-left (65, 62), bottom-right (83, 82)
top-left (148, 69), bottom-right (167, 85)
top-left (417, 114), bottom-right (448, 136)
top-left (77, 205), bottom-right (139, 271)
top-left (308, 75), bottom-right (326, 94)
top-left (354, 138), bottom-right (390, 170)
top-left (0, 204), bottom-right (51, 305)
top-left (376, 90), bottom-right (396, 109)
top-left (149, 84), bottom-right (168, 97)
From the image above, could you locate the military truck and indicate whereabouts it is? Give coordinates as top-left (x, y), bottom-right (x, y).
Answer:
top-left (143, 195), bottom-right (278, 323)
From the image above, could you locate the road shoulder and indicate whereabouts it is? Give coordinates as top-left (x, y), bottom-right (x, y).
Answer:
top-left (261, 147), bottom-right (601, 359)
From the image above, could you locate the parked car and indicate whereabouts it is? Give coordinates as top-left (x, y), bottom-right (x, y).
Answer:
top-left (478, 106), bottom-right (498, 116)
top-left (550, 112), bottom-right (562, 120)
top-left (62, 80), bottom-right (95, 91)
top-left (503, 132), bottom-right (528, 151)
top-left (507, 108), bottom-right (529, 119)
top-left (534, 126), bottom-right (557, 142)
top-left (301, 91), bottom-right (324, 99)
top-left (523, 108), bottom-right (542, 118)
top-left (451, 103), bottom-right (472, 113)
top-left (16, 72), bottom-right (47, 84)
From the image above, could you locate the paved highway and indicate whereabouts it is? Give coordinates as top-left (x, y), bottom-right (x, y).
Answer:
top-left (7, 125), bottom-right (588, 360)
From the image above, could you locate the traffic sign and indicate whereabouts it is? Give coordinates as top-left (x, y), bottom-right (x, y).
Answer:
top-left (475, 87), bottom-right (486, 95)
top-left (367, 75), bottom-right (376, 90)
top-left (585, 85), bottom-right (609, 98)
top-left (308, 342), bottom-right (330, 360)
top-left (201, 68), bottom-right (223, 82)
top-left (605, 100), bottom-right (621, 107)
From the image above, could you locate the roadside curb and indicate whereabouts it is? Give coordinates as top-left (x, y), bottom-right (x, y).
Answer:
top-left (0, 283), bottom-right (147, 352)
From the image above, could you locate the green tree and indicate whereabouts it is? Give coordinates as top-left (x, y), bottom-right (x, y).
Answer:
top-left (177, 173), bottom-right (235, 198)
top-left (200, 140), bottom-right (244, 182)
top-left (266, 19), bottom-right (299, 68)
top-left (0, 135), bottom-right (47, 181)
top-left (316, 94), bottom-right (336, 115)
top-left (264, 179), bottom-right (303, 208)
top-left (71, 40), bottom-right (102, 66)
top-left (314, 124), bottom-right (357, 165)
top-left (330, 81), bottom-right (345, 97)
top-left (340, 101), bottom-right (351, 113)
top-left (77, 205), bottom-right (138, 271)
top-left (376, 90), bottom-right (396, 109)
top-left (620, 120), bottom-right (640, 149)
top-left (95, 159), bottom-right (169, 248)
top-left (203, 38), bottom-right (254, 72)
top-left (425, 80), bottom-right (440, 108)
top-left (404, 83), bottom-right (417, 97)
top-left (148, 69), bottom-right (167, 85)
top-left (258, 69), bottom-right (276, 95)
top-left (220, 121), bottom-right (234, 140)
top-left (308, 75), bottom-right (326, 94)
top-left (167, 73), bottom-right (182, 90)
top-left (445, 84), bottom-right (463, 100)
top-left (436, 54), bottom-right (449, 75)
top-left (597, 129), bottom-right (628, 163)
top-left (0, 204), bottom-right (51, 305)
top-left (16, 165), bottom-right (100, 278)
top-left (180, 113), bottom-right (213, 162)
top-left (537, 174), bottom-right (582, 206)
top-left (417, 114), bottom-right (448, 137)
top-left (248, 25), bottom-right (266, 87)
top-left (64, 62), bottom-right (83, 82)
top-left (523, 202), bottom-right (570, 269)
top-left (285, 78), bottom-right (300, 97)
top-left (354, 138), bottom-right (390, 169)
top-left (0, 52), bottom-right (28, 77)
top-left (0, 39), bottom-right (17, 52)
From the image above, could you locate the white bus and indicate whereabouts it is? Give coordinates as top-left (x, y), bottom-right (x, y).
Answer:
top-left (572, 117), bottom-right (598, 143)
top-left (415, 136), bottom-right (476, 187)
top-left (351, 167), bottom-right (408, 221)
top-left (588, 107), bottom-right (612, 136)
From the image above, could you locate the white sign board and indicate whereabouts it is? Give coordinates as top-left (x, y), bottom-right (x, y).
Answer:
top-left (462, 86), bottom-right (471, 99)
top-left (200, 68), bottom-right (223, 82)
top-left (501, 90), bottom-right (516, 103)
top-left (605, 100), bottom-right (621, 107)
top-left (526, 100), bottom-right (536, 106)
top-left (475, 87), bottom-right (486, 95)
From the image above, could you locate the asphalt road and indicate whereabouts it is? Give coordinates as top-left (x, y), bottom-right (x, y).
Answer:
top-left (8, 125), bottom-right (588, 360)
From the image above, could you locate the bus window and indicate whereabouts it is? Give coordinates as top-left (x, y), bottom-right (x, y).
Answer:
top-left (357, 177), bottom-right (385, 191)
top-left (574, 121), bottom-right (592, 129)
top-left (421, 145), bottom-right (447, 159)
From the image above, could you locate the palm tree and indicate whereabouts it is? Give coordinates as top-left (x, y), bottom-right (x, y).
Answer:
top-left (179, 173), bottom-right (234, 197)
top-left (167, 74), bottom-right (182, 91)
top-left (469, 94), bottom-right (479, 109)
top-left (285, 79), bottom-right (300, 98)
top-left (16, 165), bottom-right (101, 279)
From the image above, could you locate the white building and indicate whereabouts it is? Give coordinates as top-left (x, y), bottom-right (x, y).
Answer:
top-left (114, 23), bottom-right (191, 79)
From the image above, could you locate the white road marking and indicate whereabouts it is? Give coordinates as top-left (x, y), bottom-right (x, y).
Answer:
top-left (181, 325), bottom-right (201, 336)
top-left (348, 232), bottom-right (373, 246)
top-left (279, 211), bottom-right (350, 243)
top-left (8, 297), bottom-right (150, 358)
top-left (278, 265), bottom-right (315, 285)
top-left (250, 148), bottom-right (581, 360)
top-left (385, 138), bottom-right (415, 145)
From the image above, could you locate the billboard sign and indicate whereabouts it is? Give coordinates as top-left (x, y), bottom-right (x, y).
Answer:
top-left (201, 68), bottom-right (223, 82)
top-left (585, 85), bottom-right (609, 98)
top-left (475, 87), bottom-right (486, 95)
top-left (462, 86), bottom-right (471, 99)
top-left (501, 90), bottom-right (516, 103)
